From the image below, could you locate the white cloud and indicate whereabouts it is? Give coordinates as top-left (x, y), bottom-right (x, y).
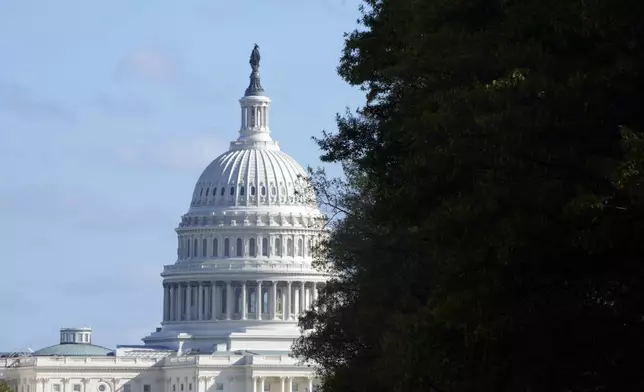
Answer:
top-left (115, 48), bottom-right (181, 85)
top-left (115, 133), bottom-right (225, 171)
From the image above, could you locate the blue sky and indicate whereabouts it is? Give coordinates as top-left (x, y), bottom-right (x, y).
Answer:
top-left (0, 0), bottom-right (364, 351)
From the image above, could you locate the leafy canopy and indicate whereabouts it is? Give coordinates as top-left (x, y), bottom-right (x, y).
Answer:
top-left (293, 0), bottom-right (644, 391)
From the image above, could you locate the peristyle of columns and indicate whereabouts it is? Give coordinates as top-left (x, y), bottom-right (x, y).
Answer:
top-left (251, 376), bottom-right (314, 392)
top-left (162, 280), bottom-right (322, 322)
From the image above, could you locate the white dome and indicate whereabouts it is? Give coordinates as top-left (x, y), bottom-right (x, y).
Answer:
top-left (189, 147), bottom-right (314, 210)
top-left (147, 47), bottom-right (328, 351)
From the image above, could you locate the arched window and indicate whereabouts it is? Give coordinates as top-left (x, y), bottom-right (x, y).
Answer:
top-left (193, 239), bottom-right (198, 257)
top-left (275, 238), bottom-right (281, 256)
top-left (306, 238), bottom-right (312, 257)
top-left (220, 187), bottom-right (225, 196)
top-left (271, 187), bottom-right (276, 195)
top-left (297, 238), bottom-right (303, 257)
top-left (224, 238), bottom-right (230, 257)
top-left (287, 238), bottom-right (294, 256)
top-left (230, 187), bottom-right (235, 196)
top-left (236, 238), bottom-right (243, 257)
top-left (186, 239), bottom-right (191, 258)
top-left (202, 238), bottom-right (207, 257)
top-left (280, 186), bottom-right (286, 195)
top-left (261, 186), bottom-right (266, 196)
top-left (250, 186), bottom-right (256, 196)
top-left (200, 188), bottom-right (204, 196)
top-left (249, 238), bottom-right (256, 257)
top-left (212, 238), bottom-right (218, 257)
top-left (213, 187), bottom-right (217, 197)
top-left (205, 188), bottom-right (210, 197)
top-left (240, 186), bottom-right (245, 196)
top-left (262, 238), bottom-right (268, 256)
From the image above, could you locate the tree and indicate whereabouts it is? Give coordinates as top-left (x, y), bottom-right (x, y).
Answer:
top-left (293, 0), bottom-right (644, 391)
top-left (0, 381), bottom-right (13, 392)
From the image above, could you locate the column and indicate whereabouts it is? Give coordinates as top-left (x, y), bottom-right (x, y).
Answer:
top-left (178, 283), bottom-right (184, 321)
top-left (307, 378), bottom-right (313, 392)
top-left (61, 379), bottom-right (70, 392)
top-left (271, 281), bottom-right (278, 320)
top-left (162, 284), bottom-right (168, 321)
top-left (281, 286), bottom-right (287, 320)
top-left (280, 377), bottom-right (286, 392)
top-left (286, 377), bottom-right (293, 392)
top-left (300, 281), bottom-right (306, 314)
top-left (286, 282), bottom-right (292, 320)
top-left (169, 285), bottom-right (175, 321)
top-left (241, 281), bottom-right (247, 320)
top-left (198, 282), bottom-right (204, 320)
top-left (211, 281), bottom-right (218, 320)
top-left (256, 281), bottom-right (263, 320)
top-left (294, 286), bottom-right (300, 314)
top-left (259, 377), bottom-right (265, 392)
top-left (226, 281), bottom-right (232, 320)
top-left (251, 377), bottom-right (257, 392)
top-left (186, 283), bottom-right (193, 320)
top-left (312, 283), bottom-right (319, 310)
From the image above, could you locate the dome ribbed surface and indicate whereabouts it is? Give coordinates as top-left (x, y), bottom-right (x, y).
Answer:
top-left (190, 148), bottom-right (311, 209)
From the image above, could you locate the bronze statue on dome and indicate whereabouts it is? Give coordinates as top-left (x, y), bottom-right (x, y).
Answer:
top-left (250, 44), bottom-right (261, 70)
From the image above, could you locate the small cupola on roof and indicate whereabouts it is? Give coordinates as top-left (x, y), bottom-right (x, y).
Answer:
top-left (33, 327), bottom-right (113, 356)
top-left (231, 44), bottom-right (277, 151)
top-left (60, 327), bottom-right (92, 344)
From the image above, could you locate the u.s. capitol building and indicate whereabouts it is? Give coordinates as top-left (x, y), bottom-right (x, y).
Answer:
top-left (1, 45), bottom-right (327, 392)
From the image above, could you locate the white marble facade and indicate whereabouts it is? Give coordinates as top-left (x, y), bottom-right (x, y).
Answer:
top-left (1, 48), bottom-right (326, 392)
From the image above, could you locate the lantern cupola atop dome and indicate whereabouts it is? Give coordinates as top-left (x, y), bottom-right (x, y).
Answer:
top-left (233, 44), bottom-right (276, 150)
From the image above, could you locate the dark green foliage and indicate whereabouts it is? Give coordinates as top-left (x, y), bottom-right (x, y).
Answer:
top-left (293, 0), bottom-right (644, 391)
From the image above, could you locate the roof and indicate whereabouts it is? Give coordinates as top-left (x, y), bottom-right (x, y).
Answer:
top-left (33, 343), bottom-right (113, 356)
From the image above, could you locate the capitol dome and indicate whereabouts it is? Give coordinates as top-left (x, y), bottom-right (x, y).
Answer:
top-left (143, 45), bottom-right (328, 352)
top-left (189, 147), bottom-right (314, 210)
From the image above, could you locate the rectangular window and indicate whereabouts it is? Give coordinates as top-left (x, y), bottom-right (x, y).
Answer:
top-left (143, 385), bottom-right (151, 392)
top-left (263, 383), bottom-right (270, 392)
top-left (73, 385), bottom-right (81, 392)
top-left (180, 385), bottom-right (184, 392)
top-left (215, 384), bottom-right (223, 391)
top-left (123, 385), bottom-right (131, 392)
top-left (53, 385), bottom-right (61, 392)
top-left (291, 384), bottom-right (298, 392)
top-left (188, 384), bottom-right (192, 391)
